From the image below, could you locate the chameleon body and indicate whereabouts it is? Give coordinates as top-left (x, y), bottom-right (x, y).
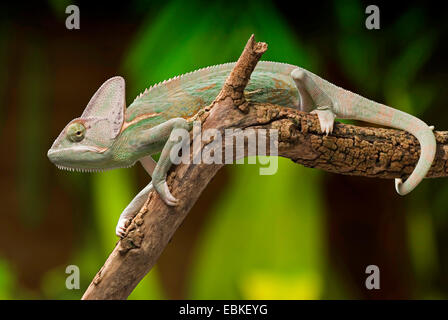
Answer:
top-left (47, 61), bottom-right (436, 237)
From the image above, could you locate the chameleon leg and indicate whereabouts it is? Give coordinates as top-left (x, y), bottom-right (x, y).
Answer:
top-left (116, 182), bottom-right (153, 237)
top-left (290, 68), bottom-right (337, 135)
top-left (290, 69), bottom-right (315, 112)
top-left (115, 155), bottom-right (157, 237)
top-left (132, 118), bottom-right (190, 206)
top-left (151, 118), bottom-right (190, 206)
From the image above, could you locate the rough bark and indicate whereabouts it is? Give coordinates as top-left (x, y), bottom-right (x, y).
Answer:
top-left (82, 35), bottom-right (448, 300)
top-left (255, 106), bottom-right (448, 179)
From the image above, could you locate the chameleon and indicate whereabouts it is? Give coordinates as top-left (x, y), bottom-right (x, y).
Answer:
top-left (47, 61), bottom-right (436, 237)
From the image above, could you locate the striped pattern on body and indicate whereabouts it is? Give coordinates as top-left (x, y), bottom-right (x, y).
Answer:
top-left (124, 61), bottom-right (436, 195)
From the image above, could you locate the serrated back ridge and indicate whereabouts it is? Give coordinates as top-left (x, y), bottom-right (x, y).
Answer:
top-left (131, 61), bottom-right (298, 104)
top-left (132, 62), bottom-right (237, 103)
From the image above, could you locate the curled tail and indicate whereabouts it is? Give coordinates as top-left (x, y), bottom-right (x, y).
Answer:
top-left (351, 100), bottom-right (436, 195)
top-left (394, 122), bottom-right (436, 195)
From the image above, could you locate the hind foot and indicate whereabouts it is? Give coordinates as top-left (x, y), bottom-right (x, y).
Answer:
top-left (311, 107), bottom-right (337, 135)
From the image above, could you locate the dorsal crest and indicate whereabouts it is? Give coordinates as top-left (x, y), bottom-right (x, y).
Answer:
top-left (131, 62), bottom-right (236, 104)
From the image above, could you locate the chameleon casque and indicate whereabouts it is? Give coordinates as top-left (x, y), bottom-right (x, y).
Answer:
top-left (47, 61), bottom-right (437, 237)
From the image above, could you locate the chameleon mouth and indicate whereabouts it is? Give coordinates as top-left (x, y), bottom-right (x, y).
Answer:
top-left (55, 163), bottom-right (136, 173)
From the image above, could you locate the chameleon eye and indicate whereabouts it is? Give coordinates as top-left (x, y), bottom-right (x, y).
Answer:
top-left (67, 122), bottom-right (86, 142)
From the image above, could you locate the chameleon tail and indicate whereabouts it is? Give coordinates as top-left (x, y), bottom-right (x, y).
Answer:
top-left (352, 102), bottom-right (436, 195)
top-left (394, 122), bottom-right (436, 195)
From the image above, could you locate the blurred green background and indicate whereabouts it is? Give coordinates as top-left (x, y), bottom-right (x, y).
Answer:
top-left (0, 0), bottom-right (448, 299)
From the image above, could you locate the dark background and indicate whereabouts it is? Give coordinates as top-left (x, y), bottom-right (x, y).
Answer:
top-left (0, 0), bottom-right (447, 299)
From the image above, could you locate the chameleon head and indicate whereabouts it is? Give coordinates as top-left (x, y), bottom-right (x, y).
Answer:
top-left (47, 76), bottom-right (128, 172)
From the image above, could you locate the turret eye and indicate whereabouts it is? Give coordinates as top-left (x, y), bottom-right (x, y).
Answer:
top-left (67, 122), bottom-right (86, 142)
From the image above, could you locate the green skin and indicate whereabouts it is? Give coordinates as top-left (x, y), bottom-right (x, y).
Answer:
top-left (48, 61), bottom-right (436, 237)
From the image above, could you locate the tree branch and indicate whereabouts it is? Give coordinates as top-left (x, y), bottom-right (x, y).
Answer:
top-left (82, 35), bottom-right (448, 300)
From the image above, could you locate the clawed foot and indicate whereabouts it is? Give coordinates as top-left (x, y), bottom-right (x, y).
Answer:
top-left (116, 218), bottom-right (131, 238)
top-left (154, 180), bottom-right (179, 206)
top-left (311, 108), bottom-right (336, 135)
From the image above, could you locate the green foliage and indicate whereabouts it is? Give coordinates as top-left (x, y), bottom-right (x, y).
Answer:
top-left (384, 34), bottom-right (437, 115)
top-left (92, 169), bottom-right (164, 299)
top-left (0, 259), bottom-right (15, 299)
top-left (189, 159), bottom-right (324, 299)
top-left (334, 0), bottom-right (380, 94)
top-left (407, 185), bottom-right (439, 298)
top-left (17, 39), bottom-right (50, 225)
